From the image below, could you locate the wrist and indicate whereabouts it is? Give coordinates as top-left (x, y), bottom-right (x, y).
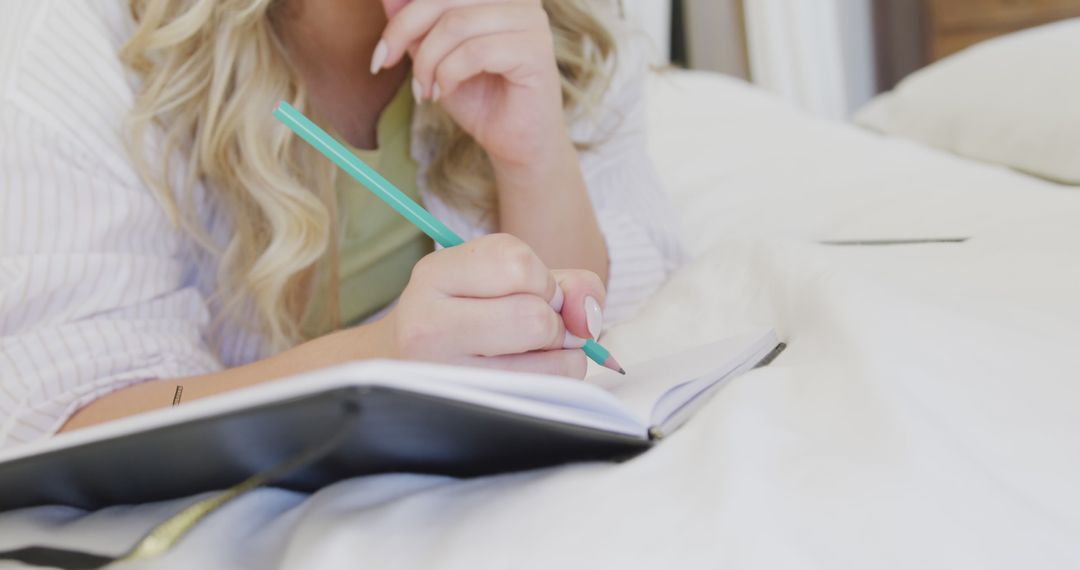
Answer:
top-left (342, 313), bottom-right (400, 362)
top-left (490, 137), bottom-right (579, 193)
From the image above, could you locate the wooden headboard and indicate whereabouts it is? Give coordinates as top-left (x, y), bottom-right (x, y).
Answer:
top-left (875, 0), bottom-right (1080, 90)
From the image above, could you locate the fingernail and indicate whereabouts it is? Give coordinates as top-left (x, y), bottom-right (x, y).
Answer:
top-left (584, 296), bottom-right (602, 339)
top-left (431, 83), bottom-right (441, 102)
top-left (411, 78), bottom-right (423, 103)
top-left (370, 39), bottom-right (387, 75)
top-left (563, 332), bottom-right (588, 349)
top-left (548, 285), bottom-right (565, 312)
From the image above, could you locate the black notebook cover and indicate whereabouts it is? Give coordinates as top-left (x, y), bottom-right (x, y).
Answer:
top-left (0, 385), bottom-right (651, 511)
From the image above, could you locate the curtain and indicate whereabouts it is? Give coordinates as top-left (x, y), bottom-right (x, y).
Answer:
top-left (621, 0), bottom-right (673, 63)
top-left (743, 0), bottom-right (876, 120)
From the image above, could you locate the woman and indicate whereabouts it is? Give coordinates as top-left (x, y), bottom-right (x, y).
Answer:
top-left (0, 0), bottom-right (683, 444)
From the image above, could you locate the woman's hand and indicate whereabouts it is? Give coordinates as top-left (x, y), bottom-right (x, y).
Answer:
top-left (60, 234), bottom-right (604, 433)
top-left (372, 0), bottom-right (567, 168)
top-left (383, 233), bottom-right (606, 378)
top-left (373, 0), bottom-right (611, 282)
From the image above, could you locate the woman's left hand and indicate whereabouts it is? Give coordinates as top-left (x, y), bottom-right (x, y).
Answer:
top-left (373, 0), bottom-right (567, 169)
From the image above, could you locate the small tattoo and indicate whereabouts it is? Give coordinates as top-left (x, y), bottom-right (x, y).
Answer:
top-left (172, 385), bottom-right (184, 406)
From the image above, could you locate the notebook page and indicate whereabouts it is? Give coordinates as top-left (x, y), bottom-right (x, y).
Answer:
top-left (387, 362), bottom-right (643, 428)
top-left (588, 329), bottom-right (778, 428)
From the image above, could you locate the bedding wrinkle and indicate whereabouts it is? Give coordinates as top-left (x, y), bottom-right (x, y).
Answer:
top-left (4, 8), bottom-right (1080, 570)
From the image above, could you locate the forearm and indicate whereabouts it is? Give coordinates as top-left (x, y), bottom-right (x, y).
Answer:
top-left (493, 140), bottom-right (609, 283)
top-left (59, 320), bottom-right (394, 433)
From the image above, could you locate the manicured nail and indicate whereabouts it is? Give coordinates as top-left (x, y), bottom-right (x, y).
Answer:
top-left (431, 83), bottom-right (441, 102)
top-left (562, 332), bottom-right (588, 349)
top-left (548, 285), bottom-right (565, 312)
top-left (370, 39), bottom-right (387, 75)
top-left (584, 296), bottom-right (602, 339)
top-left (411, 78), bottom-right (423, 103)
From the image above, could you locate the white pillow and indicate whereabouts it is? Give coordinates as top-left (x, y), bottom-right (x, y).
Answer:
top-left (856, 18), bottom-right (1080, 185)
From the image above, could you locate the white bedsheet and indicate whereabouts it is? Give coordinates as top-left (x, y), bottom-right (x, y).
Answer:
top-left (3, 71), bottom-right (1079, 569)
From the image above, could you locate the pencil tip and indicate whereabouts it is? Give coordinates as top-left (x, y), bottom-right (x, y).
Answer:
top-left (602, 355), bottom-right (625, 375)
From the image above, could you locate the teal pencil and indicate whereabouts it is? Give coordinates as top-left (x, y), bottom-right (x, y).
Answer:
top-left (273, 101), bottom-right (625, 374)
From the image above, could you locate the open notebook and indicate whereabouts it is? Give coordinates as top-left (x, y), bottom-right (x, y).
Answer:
top-left (0, 329), bottom-right (781, 510)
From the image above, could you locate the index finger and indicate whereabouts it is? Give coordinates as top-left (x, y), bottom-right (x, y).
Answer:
top-left (413, 233), bottom-right (557, 301)
top-left (377, 0), bottom-right (534, 69)
top-left (378, 0), bottom-right (412, 20)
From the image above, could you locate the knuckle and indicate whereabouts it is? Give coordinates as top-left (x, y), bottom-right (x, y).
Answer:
top-left (496, 237), bottom-right (538, 290)
top-left (441, 10), bottom-right (471, 37)
top-left (486, 232), bottom-right (520, 250)
top-left (463, 37), bottom-right (486, 62)
top-left (410, 255), bottom-right (435, 283)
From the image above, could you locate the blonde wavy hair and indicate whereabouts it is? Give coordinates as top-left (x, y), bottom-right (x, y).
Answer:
top-left (122, 0), bottom-right (617, 351)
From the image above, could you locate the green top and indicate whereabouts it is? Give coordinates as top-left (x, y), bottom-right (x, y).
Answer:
top-left (309, 82), bottom-right (433, 330)
top-left (276, 96), bottom-right (620, 372)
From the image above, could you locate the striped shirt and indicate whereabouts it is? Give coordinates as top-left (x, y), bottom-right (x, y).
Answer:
top-left (0, 0), bottom-right (685, 448)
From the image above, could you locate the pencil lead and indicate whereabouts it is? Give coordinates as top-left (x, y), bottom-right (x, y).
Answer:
top-left (602, 354), bottom-right (624, 375)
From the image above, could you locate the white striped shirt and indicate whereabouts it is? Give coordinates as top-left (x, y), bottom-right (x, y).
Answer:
top-left (0, 0), bottom-right (685, 448)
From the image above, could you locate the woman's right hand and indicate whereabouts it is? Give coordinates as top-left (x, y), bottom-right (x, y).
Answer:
top-left (58, 233), bottom-right (605, 433)
top-left (380, 233), bottom-right (607, 379)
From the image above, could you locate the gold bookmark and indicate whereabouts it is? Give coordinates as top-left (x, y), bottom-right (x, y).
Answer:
top-left (112, 405), bottom-right (357, 565)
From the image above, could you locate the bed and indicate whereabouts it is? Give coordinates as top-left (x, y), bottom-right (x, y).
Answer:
top-left (2, 44), bottom-right (1079, 569)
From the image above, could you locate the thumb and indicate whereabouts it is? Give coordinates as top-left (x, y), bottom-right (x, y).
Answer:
top-left (551, 269), bottom-right (607, 343)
